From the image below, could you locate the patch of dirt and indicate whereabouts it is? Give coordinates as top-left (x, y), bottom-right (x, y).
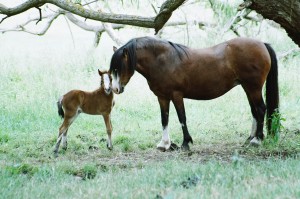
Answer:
top-left (51, 141), bottom-right (300, 170)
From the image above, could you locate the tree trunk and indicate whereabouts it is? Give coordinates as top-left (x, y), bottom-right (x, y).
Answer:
top-left (246, 0), bottom-right (300, 47)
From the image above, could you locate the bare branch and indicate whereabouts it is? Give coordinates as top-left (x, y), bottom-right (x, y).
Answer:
top-left (101, 23), bottom-right (125, 46)
top-left (278, 48), bottom-right (300, 60)
top-left (35, 7), bottom-right (42, 24)
top-left (0, 12), bottom-right (60, 35)
top-left (0, 0), bottom-right (185, 33)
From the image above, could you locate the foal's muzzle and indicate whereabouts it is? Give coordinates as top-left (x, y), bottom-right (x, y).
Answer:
top-left (105, 87), bottom-right (112, 95)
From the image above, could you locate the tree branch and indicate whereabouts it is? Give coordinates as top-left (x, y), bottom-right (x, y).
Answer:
top-left (0, 0), bottom-right (185, 33)
top-left (244, 0), bottom-right (300, 47)
top-left (278, 48), bottom-right (300, 60)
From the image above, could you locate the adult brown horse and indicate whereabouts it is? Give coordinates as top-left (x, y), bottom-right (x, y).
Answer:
top-left (109, 37), bottom-right (279, 151)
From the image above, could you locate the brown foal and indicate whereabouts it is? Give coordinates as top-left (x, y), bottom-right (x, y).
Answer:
top-left (54, 69), bottom-right (114, 156)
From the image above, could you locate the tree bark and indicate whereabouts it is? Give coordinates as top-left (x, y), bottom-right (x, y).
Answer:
top-left (244, 0), bottom-right (300, 46)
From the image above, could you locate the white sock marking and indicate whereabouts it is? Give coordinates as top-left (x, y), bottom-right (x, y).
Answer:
top-left (157, 125), bottom-right (171, 150)
top-left (251, 117), bottom-right (257, 137)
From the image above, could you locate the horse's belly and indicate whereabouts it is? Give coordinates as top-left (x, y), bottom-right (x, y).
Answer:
top-left (184, 82), bottom-right (238, 100)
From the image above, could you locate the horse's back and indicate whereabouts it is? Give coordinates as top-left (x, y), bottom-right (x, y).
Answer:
top-left (224, 38), bottom-right (271, 86)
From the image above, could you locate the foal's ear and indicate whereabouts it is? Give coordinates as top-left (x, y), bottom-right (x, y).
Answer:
top-left (113, 46), bottom-right (118, 52)
top-left (98, 69), bottom-right (103, 76)
top-left (123, 48), bottom-right (128, 59)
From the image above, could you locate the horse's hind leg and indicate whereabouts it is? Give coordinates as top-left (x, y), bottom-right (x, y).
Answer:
top-left (172, 92), bottom-right (193, 151)
top-left (244, 89), bottom-right (266, 146)
top-left (103, 114), bottom-right (113, 150)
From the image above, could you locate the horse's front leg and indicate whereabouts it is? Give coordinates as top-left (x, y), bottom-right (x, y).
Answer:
top-left (103, 114), bottom-right (113, 150)
top-left (172, 91), bottom-right (193, 151)
top-left (156, 97), bottom-right (171, 151)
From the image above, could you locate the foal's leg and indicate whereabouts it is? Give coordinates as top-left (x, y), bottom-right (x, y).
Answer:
top-left (172, 92), bottom-right (193, 151)
top-left (156, 97), bottom-right (171, 151)
top-left (54, 114), bottom-right (78, 156)
top-left (103, 114), bottom-right (113, 150)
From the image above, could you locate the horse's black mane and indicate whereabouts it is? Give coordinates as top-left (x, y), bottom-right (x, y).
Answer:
top-left (110, 38), bottom-right (137, 75)
top-left (138, 37), bottom-right (189, 61)
top-left (110, 37), bottom-right (189, 74)
top-left (167, 40), bottom-right (189, 60)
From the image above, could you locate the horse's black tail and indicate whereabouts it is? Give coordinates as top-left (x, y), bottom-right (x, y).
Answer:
top-left (57, 96), bottom-right (64, 119)
top-left (264, 43), bottom-right (279, 136)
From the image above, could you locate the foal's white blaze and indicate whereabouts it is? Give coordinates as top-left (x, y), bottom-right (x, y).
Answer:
top-left (112, 74), bottom-right (120, 93)
top-left (157, 125), bottom-right (171, 150)
top-left (103, 74), bottom-right (110, 89)
top-left (251, 117), bottom-right (257, 137)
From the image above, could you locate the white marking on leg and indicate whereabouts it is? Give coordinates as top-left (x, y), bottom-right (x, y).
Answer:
top-left (107, 137), bottom-right (113, 149)
top-left (62, 134), bottom-right (67, 149)
top-left (157, 125), bottom-right (171, 150)
top-left (181, 123), bottom-right (185, 127)
top-left (250, 137), bottom-right (261, 146)
top-left (251, 117), bottom-right (257, 137)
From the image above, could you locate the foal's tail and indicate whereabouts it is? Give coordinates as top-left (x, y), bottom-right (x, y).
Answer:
top-left (264, 43), bottom-right (279, 135)
top-left (57, 96), bottom-right (64, 119)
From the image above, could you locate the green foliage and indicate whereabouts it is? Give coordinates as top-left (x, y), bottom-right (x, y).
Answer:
top-left (5, 163), bottom-right (39, 176)
top-left (269, 109), bottom-right (286, 143)
top-left (0, 133), bottom-right (9, 143)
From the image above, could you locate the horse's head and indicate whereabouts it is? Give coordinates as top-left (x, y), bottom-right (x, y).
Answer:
top-left (98, 69), bottom-right (112, 95)
top-left (109, 40), bottom-right (136, 94)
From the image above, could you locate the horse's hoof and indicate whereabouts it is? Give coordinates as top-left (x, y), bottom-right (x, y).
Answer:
top-left (181, 144), bottom-right (190, 151)
top-left (170, 142), bottom-right (180, 151)
top-left (249, 137), bottom-right (261, 147)
top-left (157, 146), bottom-right (167, 152)
top-left (242, 136), bottom-right (254, 147)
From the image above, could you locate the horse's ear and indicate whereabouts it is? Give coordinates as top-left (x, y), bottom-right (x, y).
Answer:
top-left (113, 46), bottom-right (117, 52)
top-left (123, 48), bottom-right (128, 59)
top-left (98, 69), bottom-right (103, 76)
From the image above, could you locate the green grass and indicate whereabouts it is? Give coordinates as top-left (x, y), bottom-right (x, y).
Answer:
top-left (1, 6), bottom-right (300, 198)
top-left (1, 158), bottom-right (300, 199)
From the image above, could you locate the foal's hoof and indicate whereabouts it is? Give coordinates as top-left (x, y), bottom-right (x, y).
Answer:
top-left (53, 151), bottom-right (59, 158)
top-left (106, 144), bottom-right (113, 150)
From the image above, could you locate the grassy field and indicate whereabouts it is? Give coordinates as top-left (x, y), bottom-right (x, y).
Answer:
top-left (1, 16), bottom-right (300, 198)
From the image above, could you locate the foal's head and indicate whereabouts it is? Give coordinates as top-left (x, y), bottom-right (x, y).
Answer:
top-left (98, 69), bottom-right (112, 95)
